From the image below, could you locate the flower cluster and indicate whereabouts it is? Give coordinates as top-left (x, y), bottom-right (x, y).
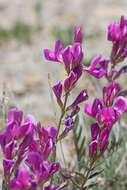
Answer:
top-left (108, 16), bottom-right (127, 64)
top-left (0, 108), bottom-right (61, 190)
top-left (86, 81), bottom-right (127, 158)
top-left (44, 26), bottom-right (88, 138)
top-left (44, 26), bottom-right (87, 102)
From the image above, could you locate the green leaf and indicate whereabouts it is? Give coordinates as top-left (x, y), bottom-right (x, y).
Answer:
top-left (73, 115), bottom-right (86, 165)
top-left (92, 159), bottom-right (104, 170)
top-left (74, 115), bottom-right (79, 131)
top-left (77, 126), bottom-right (82, 142)
top-left (70, 178), bottom-right (81, 189)
top-left (75, 172), bottom-right (84, 179)
top-left (88, 169), bottom-right (104, 179)
top-left (79, 160), bottom-right (89, 170)
top-left (2, 180), bottom-right (8, 190)
top-left (83, 182), bottom-right (98, 189)
top-left (79, 137), bottom-right (86, 153)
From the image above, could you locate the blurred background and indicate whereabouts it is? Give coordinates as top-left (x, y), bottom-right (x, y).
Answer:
top-left (0, 0), bottom-right (127, 125)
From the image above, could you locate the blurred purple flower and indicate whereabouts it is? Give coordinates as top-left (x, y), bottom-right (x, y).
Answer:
top-left (62, 45), bottom-right (72, 72)
top-left (68, 89), bottom-right (88, 109)
top-left (89, 140), bottom-right (98, 158)
top-left (52, 81), bottom-right (63, 106)
top-left (114, 96), bottom-right (127, 114)
top-left (3, 159), bottom-right (14, 178)
top-left (74, 26), bottom-right (83, 43)
top-left (103, 82), bottom-right (121, 106)
top-left (64, 71), bottom-right (77, 91)
top-left (44, 40), bottom-right (63, 62)
top-left (83, 55), bottom-right (109, 78)
top-left (85, 98), bottom-right (103, 119)
top-left (10, 167), bottom-right (32, 190)
top-left (90, 123), bottom-right (100, 141)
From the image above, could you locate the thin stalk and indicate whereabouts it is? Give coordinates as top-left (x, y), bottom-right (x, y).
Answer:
top-left (52, 92), bottom-right (69, 163)
top-left (80, 160), bottom-right (95, 190)
top-left (57, 92), bottom-right (69, 137)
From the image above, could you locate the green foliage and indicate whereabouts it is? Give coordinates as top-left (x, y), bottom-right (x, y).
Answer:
top-left (12, 22), bottom-right (32, 42)
top-left (73, 115), bottom-right (86, 164)
top-left (83, 182), bottom-right (98, 190)
top-left (52, 26), bottom-right (74, 48)
top-left (0, 22), bottom-right (32, 43)
top-left (2, 180), bottom-right (7, 190)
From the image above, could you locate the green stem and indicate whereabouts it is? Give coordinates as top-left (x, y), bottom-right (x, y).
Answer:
top-left (80, 160), bottom-right (95, 190)
top-left (57, 92), bottom-right (69, 137)
top-left (52, 92), bottom-right (69, 163)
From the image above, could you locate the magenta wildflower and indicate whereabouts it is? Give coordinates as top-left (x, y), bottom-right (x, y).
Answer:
top-left (62, 45), bottom-right (72, 72)
top-left (108, 16), bottom-right (127, 63)
top-left (74, 26), bottom-right (83, 43)
top-left (44, 185), bottom-right (55, 190)
top-left (64, 71), bottom-right (77, 91)
top-left (103, 81), bottom-right (121, 106)
top-left (52, 81), bottom-right (63, 106)
top-left (44, 40), bottom-right (63, 62)
top-left (85, 98), bottom-right (103, 119)
top-left (71, 43), bottom-right (83, 68)
top-left (67, 89), bottom-right (88, 109)
top-left (83, 55), bottom-right (109, 78)
top-left (10, 167), bottom-right (32, 190)
top-left (114, 96), bottom-right (127, 114)
top-left (3, 159), bottom-right (14, 178)
top-left (89, 140), bottom-right (98, 158)
top-left (89, 126), bottom-right (110, 158)
top-left (90, 123), bottom-right (100, 141)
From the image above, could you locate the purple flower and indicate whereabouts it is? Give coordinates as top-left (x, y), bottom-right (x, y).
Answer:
top-left (98, 128), bottom-right (110, 156)
top-left (103, 82), bottom-right (121, 106)
top-left (25, 152), bottom-right (43, 173)
top-left (47, 126), bottom-right (58, 140)
top-left (108, 23), bottom-right (120, 42)
top-left (44, 40), bottom-right (63, 62)
top-left (8, 108), bottom-right (23, 125)
top-left (43, 138), bottom-right (54, 160)
top-left (89, 127), bottom-right (110, 158)
top-left (83, 55), bottom-right (109, 78)
top-left (59, 116), bottom-right (74, 139)
top-left (97, 107), bottom-right (117, 127)
top-left (70, 106), bottom-right (80, 117)
top-left (52, 81), bottom-right (63, 105)
top-left (10, 167), bottom-right (32, 190)
top-left (62, 45), bottom-right (72, 72)
top-left (36, 123), bottom-right (57, 159)
top-left (108, 16), bottom-right (127, 63)
top-left (74, 26), bottom-right (83, 43)
top-left (90, 123), bottom-right (100, 141)
top-left (89, 140), bottom-right (98, 158)
top-left (44, 185), bottom-right (55, 190)
top-left (3, 159), bottom-right (14, 177)
top-left (26, 152), bottom-right (60, 184)
top-left (114, 96), bottom-right (127, 114)
top-left (72, 43), bottom-right (83, 68)
top-left (64, 71), bottom-right (77, 91)
top-left (98, 128), bottom-right (110, 145)
top-left (73, 64), bottom-right (82, 80)
top-left (4, 140), bottom-right (17, 160)
top-left (68, 89), bottom-right (88, 109)
top-left (108, 16), bottom-right (127, 43)
top-left (85, 98), bottom-right (103, 119)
